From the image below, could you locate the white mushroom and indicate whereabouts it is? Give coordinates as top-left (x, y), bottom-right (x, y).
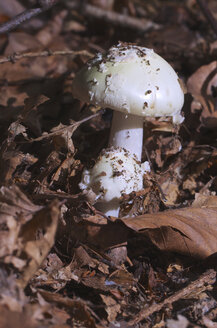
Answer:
top-left (72, 43), bottom-right (185, 161)
top-left (72, 43), bottom-right (185, 217)
top-left (79, 147), bottom-right (150, 217)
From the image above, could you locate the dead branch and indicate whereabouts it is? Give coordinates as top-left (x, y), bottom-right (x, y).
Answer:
top-left (26, 110), bottom-right (104, 143)
top-left (129, 269), bottom-right (216, 325)
top-left (0, 0), bottom-right (59, 35)
top-left (66, 1), bottom-right (160, 33)
top-left (0, 49), bottom-right (93, 64)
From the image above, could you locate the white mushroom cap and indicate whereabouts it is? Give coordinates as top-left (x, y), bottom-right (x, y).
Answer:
top-left (79, 147), bottom-right (150, 203)
top-left (72, 43), bottom-right (184, 124)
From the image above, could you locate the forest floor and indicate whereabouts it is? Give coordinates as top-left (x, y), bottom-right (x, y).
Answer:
top-left (1, 0), bottom-right (217, 327)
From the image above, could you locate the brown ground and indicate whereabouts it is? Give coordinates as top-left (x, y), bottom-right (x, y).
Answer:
top-left (1, 1), bottom-right (217, 327)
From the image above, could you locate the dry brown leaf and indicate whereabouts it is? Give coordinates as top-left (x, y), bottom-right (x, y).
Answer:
top-left (0, 185), bottom-right (60, 288)
top-left (32, 150), bottom-right (62, 192)
top-left (109, 268), bottom-right (134, 288)
top-left (0, 150), bottom-right (31, 185)
top-left (0, 50), bottom-right (69, 83)
top-left (0, 305), bottom-right (37, 328)
top-left (0, 85), bottom-right (28, 108)
top-left (72, 218), bottom-right (129, 251)
top-left (39, 290), bottom-right (98, 328)
top-left (0, 185), bottom-right (41, 227)
top-left (20, 95), bottom-right (50, 136)
top-left (72, 246), bottom-right (98, 269)
top-left (202, 316), bottom-right (217, 328)
top-left (0, 188), bottom-right (38, 215)
top-left (182, 177), bottom-right (197, 195)
top-left (181, 145), bottom-right (217, 181)
top-left (36, 10), bottom-right (67, 46)
top-left (160, 177), bottom-right (180, 205)
top-left (17, 199), bottom-right (60, 288)
top-left (0, 295), bottom-right (71, 328)
top-left (5, 32), bottom-right (42, 54)
top-left (100, 294), bottom-right (121, 322)
top-left (63, 19), bottom-right (86, 33)
top-left (121, 204), bottom-right (217, 259)
top-left (147, 25), bottom-right (198, 63)
top-left (33, 265), bottom-right (79, 290)
top-left (0, 271), bottom-right (26, 312)
top-left (187, 61), bottom-right (217, 128)
top-left (106, 246), bottom-right (127, 266)
top-left (192, 194), bottom-right (217, 208)
top-left (120, 182), bottom-right (162, 217)
top-left (43, 253), bottom-right (63, 272)
top-left (0, 122), bottom-right (37, 185)
top-left (50, 156), bottom-right (80, 192)
top-left (80, 272), bottom-right (108, 291)
top-left (50, 122), bottom-right (75, 153)
top-left (0, 0), bottom-right (25, 18)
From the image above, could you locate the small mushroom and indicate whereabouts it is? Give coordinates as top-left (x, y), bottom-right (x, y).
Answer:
top-left (79, 147), bottom-right (150, 216)
top-left (72, 43), bottom-right (185, 216)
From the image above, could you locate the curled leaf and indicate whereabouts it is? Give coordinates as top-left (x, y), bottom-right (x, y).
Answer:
top-left (121, 203), bottom-right (217, 258)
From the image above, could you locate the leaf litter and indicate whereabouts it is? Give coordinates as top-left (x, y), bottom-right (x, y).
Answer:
top-left (1, 0), bottom-right (217, 327)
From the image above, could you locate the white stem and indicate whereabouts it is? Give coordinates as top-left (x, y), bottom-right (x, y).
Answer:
top-left (108, 111), bottom-right (143, 161)
top-left (94, 111), bottom-right (144, 217)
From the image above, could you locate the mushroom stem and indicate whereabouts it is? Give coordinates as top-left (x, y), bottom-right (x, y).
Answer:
top-left (108, 111), bottom-right (143, 161)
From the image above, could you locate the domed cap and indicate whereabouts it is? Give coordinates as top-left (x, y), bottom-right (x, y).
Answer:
top-left (72, 43), bottom-right (185, 124)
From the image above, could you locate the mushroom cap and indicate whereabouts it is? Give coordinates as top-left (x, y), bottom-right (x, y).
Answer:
top-left (79, 147), bottom-right (149, 203)
top-left (72, 43), bottom-right (185, 124)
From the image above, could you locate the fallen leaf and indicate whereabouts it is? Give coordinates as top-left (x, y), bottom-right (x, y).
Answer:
top-left (106, 246), bottom-right (127, 266)
top-left (17, 199), bottom-right (60, 288)
top-left (0, 122), bottom-right (37, 185)
top-left (50, 123), bottom-right (75, 153)
top-left (36, 10), bottom-right (67, 46)
top-left (0, 185), bottom-right (41, 228)
top-left (202, 316), bottom-right (217, 328)
top-left (187, 61), bottom-right (217, 128)
top-left (20, 95), bottom-right (50, 136)
top-left (0, 305), bottom-right (37, 328)
top-left (121, 204), bottom-right (217, 259)
top-left (39, 290), bottom-right (98, 328)
top-left (0, 185), bottom-right (60, 288)
top-left (71, 246), bottom-right (98, 269)
top-left (160, 176), bottom-right (180, 205)
top-left (192, 194), bottom-right (217, 208)
top-left (108, 268), bottom-right (134, 288)
top-left (100, 294), bottom-right (121, 322)
top-left (0, 0), bottom-right (24, 19)
top-left (5, 32), bottom-right (42, 54)
top-left (0, 271), bottom-right (26, 312)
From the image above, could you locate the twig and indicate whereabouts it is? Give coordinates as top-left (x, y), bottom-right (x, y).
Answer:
top-left (66, 1), bottom-right (160, 33)
top-left (0, 0), bottom-right (59, 35)
top-left (0, 49), bottom-right (93, 64)
top-left (25, 109), bottom-right (104, 143)
top-left (196, 0), bottom-right (217, 37)
top-left (0, 8), bottom-right (41, 34)
top-left (129, 269), bottom-right (216, 325)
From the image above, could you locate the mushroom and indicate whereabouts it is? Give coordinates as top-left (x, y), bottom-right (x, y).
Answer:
top-left (72, 43), bottom-right (185, 216)
top-left (79, 147), bottom-right (150, 216)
